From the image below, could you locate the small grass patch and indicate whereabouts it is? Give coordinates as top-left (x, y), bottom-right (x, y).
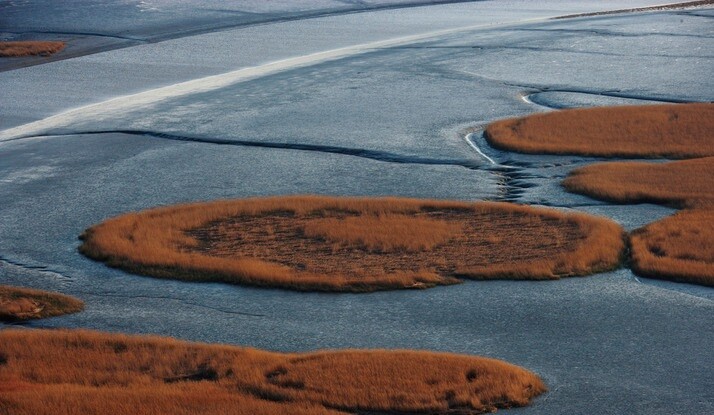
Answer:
top-left (630, 209), bottom-right (714, 287)
top-left (79, 196), bottom-right (625, 292)
top-left (0, 329), bottom-right (547, 415)
top-left (0, 41), bottom-right (65, 57)
top-left (484, 103), bottom-right (714, 158)
top-left (563, 157), bottom-right (714, 209)
top-left (0, 285), bottom-right (83, 322)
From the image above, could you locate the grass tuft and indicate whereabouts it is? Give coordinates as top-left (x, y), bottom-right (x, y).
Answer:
top-left (0, 285), bottom-right (83, 322)
top-left (0, 41), bottom-right (65, 57)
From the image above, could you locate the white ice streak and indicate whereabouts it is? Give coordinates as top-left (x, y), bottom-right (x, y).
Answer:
top-left (463, 132), bottom-right (497, 165)
top-left (0, 16), bottom-right (558, 142)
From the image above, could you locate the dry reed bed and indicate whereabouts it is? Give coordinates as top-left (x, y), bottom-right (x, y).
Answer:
top-left (0, 41), bottom-right (65, 57)
top-left (0, 285), bottom-right (83, 322)
top-left (629, 209), bottom-right (714, 286)
top-left (79, 196), bottom-right (625, 292)
top-left (0, 329), bottom-right (547, 415)
top-left (486, 103), bottom-right (714, 286)
top-left (564, 158), bottom-right (714, 286)
top-left (484, 103), bottom-right (714, 158)
top-left (563, 157), bottom-right (714, 209)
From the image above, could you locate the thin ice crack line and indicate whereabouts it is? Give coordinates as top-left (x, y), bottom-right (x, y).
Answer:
top-left (537, 203), bottom-right (605, 208)
top-left (72, 291), bottom-right (266, 317)
top-left (0, 255), bottom-right (73, 281)
top-left (675, 11), bottom-right (714, 17)
top-left (504, 80), bottom-right (707, 105)
top-left (372, 44), bottom-right (714, 59)
top-left (5, 30), bottom-right (147, 42)
top-left (0, 10), bottom-right (646, 142)
top-left (519, 91), bottom-right (686, 110)
top-left (513, 27), bottom-right (714, 39)
top-left (15, 129), bottom-right (492, 171)
top-left (444, 68), bottom-right (712, 104)
top-left (0, 255), bottom-right (263, 317)
top-left (526, 88), bottom-right (708, 104)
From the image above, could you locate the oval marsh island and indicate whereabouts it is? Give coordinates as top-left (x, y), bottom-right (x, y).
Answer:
top-left (79, 196), bottom-right (625, 292)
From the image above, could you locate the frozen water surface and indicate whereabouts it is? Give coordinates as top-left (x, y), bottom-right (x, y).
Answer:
top-left (0, 0), bottom-right (673, 129)
top-left (1, 2), bottom-right (713, 414)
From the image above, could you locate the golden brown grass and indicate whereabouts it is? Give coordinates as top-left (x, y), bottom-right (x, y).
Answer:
top-left (563, 157), bottom-right (714, 209)
top-left (0, 285), bottom-right (83, 322)
top-left (302, 214), bottom-right (463, 253)
top-left (564, 158), bottom-right (714, 285)
top-left (79, 196), bottom-right (625, 292)
top-left (0, 41), bottom-right (65, 57)
top-left (630, 209), bottom-right (714, 287)
top-left (536, 103), bottom-right (714, 286)
top-left (0, 329), bottom-right (547, 415)
top-left (484, 103), bottom-right (714, 158)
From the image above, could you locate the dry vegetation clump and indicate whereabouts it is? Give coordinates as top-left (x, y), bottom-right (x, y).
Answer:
top-left (545, 103), bottom-right (714, 286)
top-left (0, 41), bottom-right (65, 57)
top-left (564, 157), bottom-right (714, 285)
top-left (0, 285), bottom-right (83, 322)
top-left (629, 209), bottom-right (714, 287)
top-left (484, 103), bottom-right (714, 158)
top-left (563, 157), bottom-right (714, 209)
top-left (79, 196), bottom-right (625, 292)
top-left (0, 329), bottom-right (547, 415)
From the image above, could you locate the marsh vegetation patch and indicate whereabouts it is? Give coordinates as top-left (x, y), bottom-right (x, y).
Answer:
top-left (563, 157), bottom-right (714, 209)
top-left (487, 103), bottom-right (714, 286)
top-left (565, 157), bottom-right (714, 286)
top-left (630, 209), bottom-right (714, 287)
top-left (0, 285), bottom-right (83, 322)
top-left (0, 41), bottom-right (65, 57)
top-left (79, 196), bottom-right (625, 292)
top-left (485, 103), bottom-right (714, 158)
top-left (0, 329), bottom-right (547, 415)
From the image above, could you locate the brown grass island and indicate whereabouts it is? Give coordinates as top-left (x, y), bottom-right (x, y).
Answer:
top-left (79, 196), bottom-right (625, 292)
top-left (485, 103), bottom-right (714, 286)
top-left (0, 285), bottom-right (83, 322)
top-left (0, 329), bottom-right (547, 415)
